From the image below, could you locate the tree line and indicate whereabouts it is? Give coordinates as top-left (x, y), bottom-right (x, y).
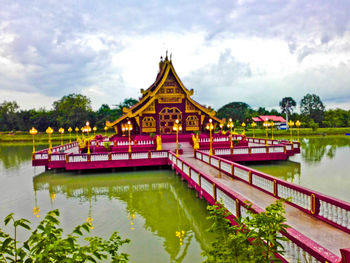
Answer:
top-left (217, 93), bottom-right (350, 128)
top-left (0, 94), bottom-right (138, 132)
top-left (0, 93), bottom-right (349, 132)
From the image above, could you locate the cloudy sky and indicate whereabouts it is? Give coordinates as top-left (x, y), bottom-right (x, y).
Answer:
top-left (1, 0), bottom-right (350, 111)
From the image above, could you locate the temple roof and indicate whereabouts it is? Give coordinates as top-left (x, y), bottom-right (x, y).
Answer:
top-left (106, 57), bottom-right (221, 128)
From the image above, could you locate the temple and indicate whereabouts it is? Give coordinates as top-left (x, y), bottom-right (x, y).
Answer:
top-left (106, 54), bottom-right (221, 135)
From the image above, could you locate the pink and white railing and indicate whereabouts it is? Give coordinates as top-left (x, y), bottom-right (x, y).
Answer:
top-left (168, 152), bottom-right (340, 263)
top-left (196, 150), bottom-right (350, 234)
top-left (200, 145), bottom-right (288, 156)
top-left (33, 142), bottom-right (79, 161)
top-left (67, 150), bottom-right (169, 163)
top-left (246, 137), bottom-right (300, 149)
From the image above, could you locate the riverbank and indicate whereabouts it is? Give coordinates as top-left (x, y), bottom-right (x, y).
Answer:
top-left (0, 127), bottom-right (349, 142)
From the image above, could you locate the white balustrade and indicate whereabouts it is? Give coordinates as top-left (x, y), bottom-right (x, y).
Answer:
top-left (286, 145), bottom-right (292, 151)
top-left (35, 153), bottom-right (48, 160)
top-left (214, 149), bottom-right (230, 155)
top-left (190, 169), bottom-right (200, 185)
top-left (279, 236), bottom-right (321, 263)
top-left (277, 185), bottom-right (310, 210)
top-left (318, 200), bottom-right (350, 230)
top-left (202, 154), bottom-right (210, 163)
top-left (196, 152), bottom-right (202, 160)
top-left (210, 157), bottom-right (219, 168)
top-left (50, 154), bottom-right (65, 161)
top-left (201, 177), bottom-right (213, 197)
top-left (269, 146), bottom-right (284, 153)
top-left (233, 148), bottom-right (249, 154)
top-left (251, 147), bottom-right (267, 154)
top-left (176, 159), bottom-right (182, 169)
top-left (69, 155), bottom-right (88, 162)
top-left (91, 154), bottom-right (109, 161)
top-left (111, 153), bottom-right (129, 160)
top-left (151, 151), bottom-right (168, 158)
top-left (183, 164), bottom-right (190, 176)
top-left (253, 175), bottom-right (273, 194)
top-left (131, 152), bottom-right (148, 159)
top-left (217, 189), bottom-right (237, 217)
top-left (221, 161), bottom-right (232, 174)
top-left (234, 167), bottom-right (249, 182)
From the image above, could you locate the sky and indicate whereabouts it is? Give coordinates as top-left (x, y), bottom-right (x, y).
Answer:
top-left (1, 0), bottom-right (350, 111)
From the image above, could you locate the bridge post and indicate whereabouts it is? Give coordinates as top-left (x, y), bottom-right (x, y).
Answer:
top-left (248, 171), bottom-right (252, 184)
top-left (213, 184), bottom-right (216, 201)
top-left (108, 152), bottom-right (112, 161)
top-left (235, 199), bottom-right (240, 217)
top-left (273, 180), bottom-right (277, 196)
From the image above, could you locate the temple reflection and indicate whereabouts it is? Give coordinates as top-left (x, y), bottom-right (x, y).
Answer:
top-left (33, 170), bottom-right (215, 262)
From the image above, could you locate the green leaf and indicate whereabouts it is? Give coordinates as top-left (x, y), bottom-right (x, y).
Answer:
top-left (1, 237), bottom-right (13, 250)
top-left (4, 213), bottom-right (13, 225)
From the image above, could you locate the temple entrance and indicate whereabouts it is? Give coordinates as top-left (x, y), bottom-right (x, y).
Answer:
top-left (159, 107), bottom-right (182, 134)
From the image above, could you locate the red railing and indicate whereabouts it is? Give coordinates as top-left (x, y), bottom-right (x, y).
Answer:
top-left (169, 152), bottom-right (341, 263)
top-left (196, 150), bottom-right (350, 235)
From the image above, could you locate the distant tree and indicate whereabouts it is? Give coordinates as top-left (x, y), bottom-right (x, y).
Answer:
top-left (53, 94), bottom-right (93, 128)
top-left (0, 101), bottom-right (20, 131)
top-left (117, 98), bottom-right (138, 112)
top-left (217, 102), bottom-right (252, 122)
top-left (279, 97), bottom-right (296, 125)
top-left (300, 94), bottom-right (325, 124)
top-left (323, 109), bottom-right (350, 127)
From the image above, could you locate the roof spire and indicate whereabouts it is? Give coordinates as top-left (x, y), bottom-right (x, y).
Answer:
top-left (170, 53), bottom-right (172, 61)
top-left (165, 50), bottom-right (168, 60)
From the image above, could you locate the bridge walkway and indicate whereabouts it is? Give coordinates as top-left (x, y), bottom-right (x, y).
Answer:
top-left (182, 154), bottom-right (350, 259)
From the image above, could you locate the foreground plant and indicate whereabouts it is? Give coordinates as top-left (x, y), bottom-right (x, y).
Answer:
top-left (203, 199), bottom-right (288, 263)
top-left (0, 209), bottom-right (130, 262)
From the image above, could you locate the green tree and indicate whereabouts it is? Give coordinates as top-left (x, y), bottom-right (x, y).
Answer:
top-left (0, 101), bottom-right (20, 131)
top-left (279, 97), bottom-right (296, 125)
top-left (203, 200), bottom-right (288, 263)
top-left (300, 94), bottom-right (325, 124)
top-left (0, 209), bottom-right (130, 262)
top-left (53, 94), bottom-right (93, 128)
top-left (217, 102), bottom-right (252, 122)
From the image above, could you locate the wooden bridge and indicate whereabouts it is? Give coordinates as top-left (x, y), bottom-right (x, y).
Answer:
top-left (31, 136), bottom-right (350, 262)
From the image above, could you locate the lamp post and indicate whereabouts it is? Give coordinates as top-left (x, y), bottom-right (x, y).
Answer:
top-left (29, 127), bottom-right (38, 153)
top-left (288, 120), bottom-right (294, 143)
top-left (206, 119), bottom-right (214, 156)
top-left (125, 121), bottom-right (133, 153)
top-left (270, 121), bottom-right (274, 140)
top-left (241, 122), bottom-right (246, 136)
top-left (227, 118), bottom-right (234, 149)
top-left (68, 127), bottom-right (72, 143)
top-left (173, 119), bottom-right (182, 157)
top-left (104, 126), bottom-right (108, 137)
top-left (46, 127), bottom-right (53, 154)
top-left (122, 124), bottom-right (126, 136)
top-left (58, 128), bottom-right (64, 145)
top-left (93, 126), bottom-right (97, 137)
top-left (263, 119), bottom-right (269, 146)
top-left (85, 122), bottom-right (91, 154)
top-left (251, 122), bottom-right (256, 138)
top-left (75, 127), bottom-right (79, 139)
top-left (295, 120), bottom-right (301, 142)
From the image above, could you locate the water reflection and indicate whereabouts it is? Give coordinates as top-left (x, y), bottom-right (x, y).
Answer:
top-left (300, 136), bottom-right (350, 164)
top-left (33, 171), bottom-right (214, 262)
top-left (246, 160), bottom-right (301, 183)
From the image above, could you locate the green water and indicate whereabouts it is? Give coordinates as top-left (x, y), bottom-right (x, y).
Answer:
top-left (0, 144), bottom-right (214, 263)
top-left (1, 136), bottom-right (350, 262)
top-left (247, 136), bottom-right (350, 202)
